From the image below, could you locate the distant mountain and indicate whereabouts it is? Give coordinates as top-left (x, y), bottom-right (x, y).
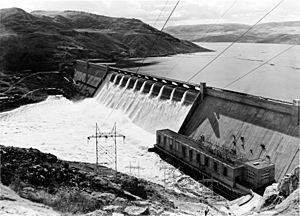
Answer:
top-left (0, 8), bottom-right (210, 72)
top-left (164, 21), bottom-right (300, 44)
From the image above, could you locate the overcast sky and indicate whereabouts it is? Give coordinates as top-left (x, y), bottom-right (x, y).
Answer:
top-left (1, 0), bottom-right (299, 28)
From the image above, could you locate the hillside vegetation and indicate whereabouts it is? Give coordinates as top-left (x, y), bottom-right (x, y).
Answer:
top-left (164, 21), bottom-right (300, 44)
top-left (0, 145), bottom-right (226, 215)
top-left (0, 7), bottom-right (209, 72)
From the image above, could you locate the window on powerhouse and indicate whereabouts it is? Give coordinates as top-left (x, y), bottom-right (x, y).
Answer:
top-left (175, 141), bottom-right (180, 151)
top-left (182, 146), bottom-right (186, 157)
top-left (205, 156), bottom-right (209, 167)
top-left (196, 153), bottom-right (200, 163)
top-left (223, 166), bottom-right (228, 176)
top-left (189, 149), bottom-right (193, 161)
top-left (214, 161), bottom-right (218, 172)
top-left (169, 138), bottom-right (173, 150)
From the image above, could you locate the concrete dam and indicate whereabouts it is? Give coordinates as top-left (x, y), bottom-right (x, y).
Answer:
top-left (73, 60), bottom-right (300, 191)
top-left (74, 60), bottom-right (199, 133)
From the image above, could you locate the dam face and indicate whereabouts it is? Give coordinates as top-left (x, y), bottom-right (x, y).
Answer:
top-left (73, 60), bottom-right (300, 183)
top-left (179, 87), bottom-right (300, 182)
top-left (73, 61), bottom-right (198, 133)
top-left (95, 73), bottom-right (193, 133)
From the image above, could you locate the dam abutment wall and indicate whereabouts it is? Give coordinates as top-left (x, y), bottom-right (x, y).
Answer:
top-left (179, 84), bottom-right (300, 181)
top-left (74, 60), bottom-right (109, 96)
top-left (292, 99), bottom-right (300, 126)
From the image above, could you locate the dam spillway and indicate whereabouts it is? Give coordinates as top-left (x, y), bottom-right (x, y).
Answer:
top-left (73, 60), bottom-right (200, 133)
top-left (95, 72), bottom-right (194, 133)
top-left (73, 60), bottom-right (300, 185)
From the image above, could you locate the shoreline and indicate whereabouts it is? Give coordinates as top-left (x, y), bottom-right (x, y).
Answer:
top-left (0, 69), bottom-right (85, 113)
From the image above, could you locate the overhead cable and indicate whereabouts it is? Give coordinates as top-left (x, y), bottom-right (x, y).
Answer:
top-left (164, 0), bottom-right (238, 78)
top-left (186, 0), bottom-right (286, 82)
top-left (223, 45), bottom-right (295, 88)
top-left (135, 0), bottom-right (180, 74)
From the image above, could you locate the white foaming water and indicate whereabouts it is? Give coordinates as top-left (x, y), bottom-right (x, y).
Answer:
top-left (117, 76), bottom-right (125, 87)
top-left (0, 96), bottom-right (175, 184)
top-left (157, 85), bottom-right (165, 99)
top-left (124, 78), bottom-right (131, 89)
top-left (180, 91), bottom-right (188, 104)
top-left (0, 94), bottom-right (215, 200)
top-left (139, 81), bottom-right (147, 93)
top-left (0, 76), bottom-right (222, 206)
top-left (170, 88), bottom-right (176, 101)
top-left (132, 79), bottom-right (139, 90)
top-left (148, 83), bottom-right (155, 95)
top-left (96, 78), bottom-right (191, 133)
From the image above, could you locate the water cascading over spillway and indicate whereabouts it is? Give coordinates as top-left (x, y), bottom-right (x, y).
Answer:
top-left (95, 73), bottom-right (194, 133)
top-left (0, 75), bottom-right (219, 201)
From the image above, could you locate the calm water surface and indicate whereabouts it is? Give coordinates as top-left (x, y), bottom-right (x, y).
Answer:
top-left (130, 42), bottom-right (300, 101)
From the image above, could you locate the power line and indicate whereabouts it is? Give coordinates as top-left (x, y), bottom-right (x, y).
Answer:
top-left (98, 0), bottom-right (181, 125)
top-left (135, 0), bottom-right (180, 74)
top-left (152, 0), bottom-right (171, 28)
top-left (195, 0), bottom-right (237, 42)
top-left (160, 0), bottom-right (180, 32)
top-left (87, 122), bottom-right (125, 172)
top-left (163, 0), bottom-right (238, 78)
top-left (186, 0), bottom-right (286, 82)
top-left (223, 45), bottom-right (295, 88)
top-left (125, 0), bottom-right (171, 58)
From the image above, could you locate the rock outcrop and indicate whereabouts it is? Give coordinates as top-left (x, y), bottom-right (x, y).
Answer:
top-left (258, 166), bottom-right (300, 213)
top-left (278, 166), bottom-right (299, 198)
top-left (1, 145), bottom-right (222, 215)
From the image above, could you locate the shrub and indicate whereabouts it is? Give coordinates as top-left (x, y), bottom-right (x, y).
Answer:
top-left (51, 189), bottom-right (103, 213)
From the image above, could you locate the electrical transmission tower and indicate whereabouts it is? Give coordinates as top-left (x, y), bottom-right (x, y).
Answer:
top-left (87, 122), bottom-right (125, 173)
top-left (125, 161), bottom-right (143, 177)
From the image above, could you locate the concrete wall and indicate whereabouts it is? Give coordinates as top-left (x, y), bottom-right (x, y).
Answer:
top-left (73, 61), bottom-right (109, 96)
top-left (179, 87), bottom-right (300, 181)
top-left (157, 130), bottom-right (243, 188)
top-left (243, 163), bottom-right (275, 188)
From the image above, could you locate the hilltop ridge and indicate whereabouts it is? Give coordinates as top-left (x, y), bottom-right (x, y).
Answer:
top-left (164, 21), bottom-right (300, 44)
top-left (0, 7), bottom-right (209, 72)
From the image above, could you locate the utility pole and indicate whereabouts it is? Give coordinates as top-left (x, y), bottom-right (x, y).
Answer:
top-left (96, 123), bottom-right (99, 172)
top-left (114, 123), bottom-right (117, 171)
top-left (87, 122), bottom-right (125, 173)
top-left (125, 161), bottom-right (142, 177)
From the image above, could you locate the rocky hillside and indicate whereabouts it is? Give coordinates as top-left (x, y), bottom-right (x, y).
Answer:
top-left (1, 146), bottom-right (299, 215)
top-left (0, 7), bottom-right (209, 72)
top-left (164, 21), bottom-right (300, 44)
top-left (0, 145), bottom-right (225, 215)
top-left (0, 183), bottom-right (60, 216)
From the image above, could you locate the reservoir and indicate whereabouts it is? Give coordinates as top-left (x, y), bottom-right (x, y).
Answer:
top-left (130, 42), bottom-right (300, 101)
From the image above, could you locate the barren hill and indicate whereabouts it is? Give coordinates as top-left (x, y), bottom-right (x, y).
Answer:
top-left (164, 21), bottom-right (300, 44)
top-left (0, 8), bottom-right (209, 72)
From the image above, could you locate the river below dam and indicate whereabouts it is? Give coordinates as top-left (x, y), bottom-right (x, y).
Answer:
top-left (1, 42), bottom-right (299, 202)
top-left (0, 94), bottom-right (216, 200)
